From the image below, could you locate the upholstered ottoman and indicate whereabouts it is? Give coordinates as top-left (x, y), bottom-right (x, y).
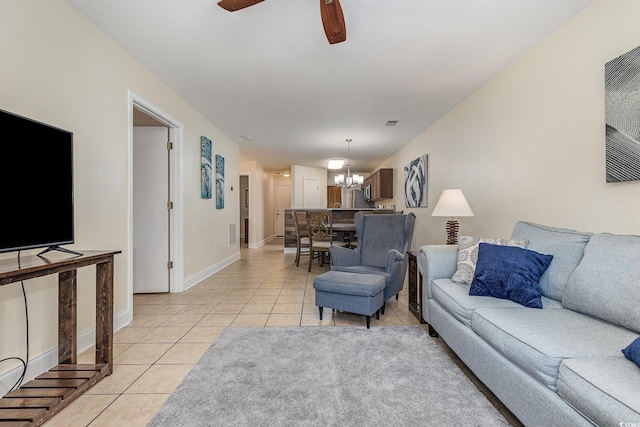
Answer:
top-left (313, 270), bottom-right (386, 328)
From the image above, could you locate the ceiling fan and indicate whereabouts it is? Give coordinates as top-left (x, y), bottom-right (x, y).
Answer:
top-left (217, 0), bottom-right (347, 44)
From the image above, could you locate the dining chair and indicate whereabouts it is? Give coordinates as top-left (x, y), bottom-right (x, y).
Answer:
top-left (306, 209), bottom-right (346, 272)
top-left (291, 210), bottom-right (310, 267)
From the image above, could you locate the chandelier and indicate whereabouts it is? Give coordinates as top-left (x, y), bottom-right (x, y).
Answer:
top-left (334, 139), bottom-right (364, 190)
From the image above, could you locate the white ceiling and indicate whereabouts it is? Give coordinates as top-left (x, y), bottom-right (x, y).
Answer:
top-left (66, 0), bottom-right (594, 173)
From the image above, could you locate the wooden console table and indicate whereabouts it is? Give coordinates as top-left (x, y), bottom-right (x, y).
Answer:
top-left (0, 250), bottom-right (120, 426)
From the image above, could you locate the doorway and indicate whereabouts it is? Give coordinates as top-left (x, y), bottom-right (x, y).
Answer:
top-left (128, 92), bottom-right (184, 320)
top-left (239, 175), bottom-right (249, 246)
top-left (275, 184), bottom-right (291, 237)
top-left (133, 124), bottom-right (170, 293)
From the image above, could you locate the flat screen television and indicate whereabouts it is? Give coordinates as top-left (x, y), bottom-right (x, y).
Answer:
top-left (0, 109), bottom-right (77, 255)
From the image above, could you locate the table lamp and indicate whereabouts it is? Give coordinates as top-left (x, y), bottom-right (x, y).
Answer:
top-left (431, 189), bottom-right (474, 245)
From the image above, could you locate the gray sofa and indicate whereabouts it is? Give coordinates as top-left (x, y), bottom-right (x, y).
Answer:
top-left (417, 221), bottom-right (640, 426)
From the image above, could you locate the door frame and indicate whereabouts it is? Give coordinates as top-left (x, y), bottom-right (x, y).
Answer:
top-left (275, 184), bottom-right (291, 237)
top-left (239, 174), bottom-right (250, 244)
top-left (128, 91), bottom-right (184, 313)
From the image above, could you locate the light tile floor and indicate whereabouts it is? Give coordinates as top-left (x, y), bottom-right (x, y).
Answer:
top-left (44, 238), bottom-right (521, 426)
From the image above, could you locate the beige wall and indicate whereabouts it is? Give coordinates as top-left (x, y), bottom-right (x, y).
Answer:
top-left (0, 0), bottom-right (239, 383)
top-left (379, 0), bottom-right (640, 249)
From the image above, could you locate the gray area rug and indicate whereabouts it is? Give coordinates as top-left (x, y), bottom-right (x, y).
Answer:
top-left (148, 326), bottom-right (508, 426)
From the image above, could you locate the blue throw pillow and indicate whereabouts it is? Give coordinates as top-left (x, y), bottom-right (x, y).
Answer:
top-left (469, 243), bottom-right (553, 308)
top-left (622, 337), bottom-right (640, 368)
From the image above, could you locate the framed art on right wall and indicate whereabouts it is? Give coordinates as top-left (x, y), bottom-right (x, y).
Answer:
top-left (605, 44), bottom-right (640, 183)
top-left (404, 154), bottom-right (428, 208)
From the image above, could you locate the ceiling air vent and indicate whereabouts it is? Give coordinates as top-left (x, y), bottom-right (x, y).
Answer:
top-left (385, 120), bottom-right (399, 127)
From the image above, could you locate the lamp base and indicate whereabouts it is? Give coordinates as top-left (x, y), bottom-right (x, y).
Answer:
top-left (445, 219), bottom-right (459, 245)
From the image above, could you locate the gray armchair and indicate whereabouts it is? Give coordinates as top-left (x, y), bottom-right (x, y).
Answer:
top-left (329, 212), bottom-right (416, 311)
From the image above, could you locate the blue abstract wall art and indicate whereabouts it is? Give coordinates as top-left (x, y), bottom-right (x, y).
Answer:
top-left (201, 136), bottom-right (212, 199)
top-left (216, 154), bottom-right (225, 209)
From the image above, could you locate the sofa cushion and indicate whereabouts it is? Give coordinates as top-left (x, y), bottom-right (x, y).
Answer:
top-left (562, 233), bottom-right (640, 334)
top-left (472, 307), bottom-right (636, 391)
top-left (623, 337), bottom-right (640, 368)
top-left (451, 236), bottom-right (528, 285)
top-left (510, 222), bottom-right (591, 301)
top-left (469, 244), bottom-right (553, 308)
top-left (431, 278), bottom-right (562, 328)
top-left (557, 358), bottom-right (640, 426)
top-left (313, 271), bottom-right (386, 296)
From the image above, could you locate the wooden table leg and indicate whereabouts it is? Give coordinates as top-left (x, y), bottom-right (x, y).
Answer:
top-left (95, 258), bottom-right (114, 374)
top-left (58, 270), bottom-right (77, 365)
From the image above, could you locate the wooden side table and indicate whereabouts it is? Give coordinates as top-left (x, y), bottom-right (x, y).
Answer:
top-left (407, 251), bottom-right (426, 324)
top-left (0, 250), bottom-right (120, 426)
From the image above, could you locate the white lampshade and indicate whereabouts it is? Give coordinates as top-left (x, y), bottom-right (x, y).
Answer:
top-left (431, 189), bottom-right (474, 218)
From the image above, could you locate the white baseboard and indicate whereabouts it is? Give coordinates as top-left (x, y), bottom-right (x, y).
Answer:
top-left (249, 234), bottom-right (275, 249)
top-left (183, 251), bottom-right (241, 290)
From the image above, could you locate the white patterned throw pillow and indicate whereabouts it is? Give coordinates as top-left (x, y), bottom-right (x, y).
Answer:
top-left (451, 236), bottom-right (529, 284)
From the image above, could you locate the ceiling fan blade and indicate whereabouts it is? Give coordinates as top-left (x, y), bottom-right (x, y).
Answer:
top-left (217, 0), bottom-right (265, 12)
top-left (320, 0), bottom-right (347, 44)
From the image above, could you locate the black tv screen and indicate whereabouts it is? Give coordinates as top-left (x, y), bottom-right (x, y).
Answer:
top-left (0, 109), bottom-right (74, 254)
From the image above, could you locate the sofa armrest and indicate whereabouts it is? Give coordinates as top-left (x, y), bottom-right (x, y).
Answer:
top-left (383, 249), bottom-right (407, 299)
top-left (385, 249), bottom-right (405, 286)
top-left (385, 249), bottom-right (404, 269)
top-left (417, 245), bottom-right (458, 299)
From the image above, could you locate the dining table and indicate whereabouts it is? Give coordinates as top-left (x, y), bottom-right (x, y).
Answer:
top-left (332, 222), bottom-right (355, 232)
top-left (332, 222), bottom-right (357, 248)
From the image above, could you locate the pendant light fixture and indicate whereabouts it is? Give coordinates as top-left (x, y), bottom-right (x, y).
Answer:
top-left (334, 139), bottom-right (364, 190)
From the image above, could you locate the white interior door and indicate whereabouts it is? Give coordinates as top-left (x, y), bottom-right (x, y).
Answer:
top-left (303, 177), bottom-right (320, 208)
top-left (275, 184), bottom-right (291, 237)
top-left (133, 126), bottom-right (170, 293)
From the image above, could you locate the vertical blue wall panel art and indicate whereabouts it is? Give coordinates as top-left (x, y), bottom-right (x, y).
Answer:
top-left (201, 136), bottom-right (212, 199)
top-left (216, 154), bottom-right (225, 209)
top-left (404, 154), bottom-right (428, 208)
